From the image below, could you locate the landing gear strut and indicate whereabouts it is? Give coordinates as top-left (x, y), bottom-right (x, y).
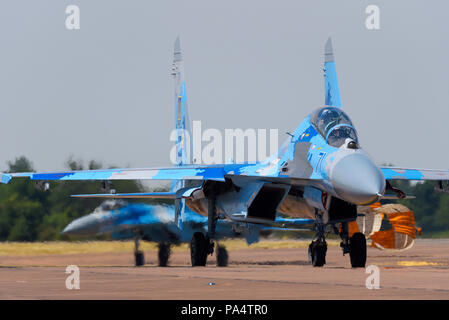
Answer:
top-left (190, 198), bottom-right (217, 267)
top-left (339, 221), bottom-right (350, 255)
top-left (309, 211), bottom-right (327, 267)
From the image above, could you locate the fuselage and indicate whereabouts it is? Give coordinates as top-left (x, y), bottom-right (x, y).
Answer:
top-left (291, 106), bottom-right (386, 205)
top-left (62, 200), bottom-right (308, 244)
top-left (185, 106), bottom-right (386, 221)
top-left (62, 200), bottom-right (239, 243)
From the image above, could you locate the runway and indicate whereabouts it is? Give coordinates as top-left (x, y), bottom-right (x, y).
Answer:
top-left (1, 239), bottom-right (449, 299)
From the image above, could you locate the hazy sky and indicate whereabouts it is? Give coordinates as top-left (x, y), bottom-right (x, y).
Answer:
top-left (1, 1), bottom-right (449, 173)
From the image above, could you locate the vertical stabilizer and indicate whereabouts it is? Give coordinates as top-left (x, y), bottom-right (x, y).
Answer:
top-left (170, 37), bottom-right (191, 229)
top-left (324, 38), bottom-right (342, 108)
top-left (171, 36), bottom-right (192, 166)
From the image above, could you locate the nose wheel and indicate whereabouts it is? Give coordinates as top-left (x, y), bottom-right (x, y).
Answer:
top-left (310, 212), bottom-right (368, 268)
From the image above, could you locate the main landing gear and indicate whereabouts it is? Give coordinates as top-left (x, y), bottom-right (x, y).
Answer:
top-left (190, 198), bottom-right (229, 267)
top-left (190, 232), bottom-right (211, 266)
top-left (190, 233), bottom-right (229, 267)
top-left (309, 212), bottom-right (367, 268)
top-left (308, 212), bottom-right (327, 267)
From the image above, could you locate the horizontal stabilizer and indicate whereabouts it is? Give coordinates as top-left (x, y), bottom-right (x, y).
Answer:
top-left (71, 192), bottom-right (177, 199)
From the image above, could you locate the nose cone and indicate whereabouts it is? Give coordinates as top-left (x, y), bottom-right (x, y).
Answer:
top-left (62, 214), bottom-right (101, 236)
top-left (331, 153), bottom-right (385, 205)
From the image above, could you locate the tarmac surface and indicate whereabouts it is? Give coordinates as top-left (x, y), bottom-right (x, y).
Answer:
top-left (1, 239), bottom-right (449, 299)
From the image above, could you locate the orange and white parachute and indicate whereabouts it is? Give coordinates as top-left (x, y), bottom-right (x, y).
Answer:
top-left (351, 203), bottom-right (421, 251)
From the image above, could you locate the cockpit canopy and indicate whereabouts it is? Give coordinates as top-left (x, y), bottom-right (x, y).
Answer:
top-left (310, 107), bottom-right (359, 148)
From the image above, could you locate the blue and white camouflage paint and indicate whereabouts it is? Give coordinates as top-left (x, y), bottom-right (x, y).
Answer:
top-left (2, 37), bottom-right (449, 231)
top-left (62, 200), bottom-right (314, 245)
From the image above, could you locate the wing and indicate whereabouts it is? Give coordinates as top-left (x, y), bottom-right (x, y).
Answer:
top-left (2, 160), bottom-right (326, 185)
top-left (1, 161), bottom-right (329, 203)
top-left (380, 166), bottom-right (449, 180)
top-left (0, 165), bottom-right (227, 184)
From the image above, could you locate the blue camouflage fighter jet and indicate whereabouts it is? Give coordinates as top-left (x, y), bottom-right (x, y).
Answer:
top-left (61, 199), bottom-right (311, 266)
top-left (2, 37), bottom-right (449, 268)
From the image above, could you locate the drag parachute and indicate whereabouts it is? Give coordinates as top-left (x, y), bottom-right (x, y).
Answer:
top-left (352, 203), bottom-right (421, 251)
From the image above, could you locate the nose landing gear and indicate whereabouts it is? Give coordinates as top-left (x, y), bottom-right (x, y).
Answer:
top-left (309, 211), bottom-right (367, 268)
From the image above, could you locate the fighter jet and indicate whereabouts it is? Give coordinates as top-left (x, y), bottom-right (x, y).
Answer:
top-left (61, 199), bottom-right (314, 267)
top-left (3, 37), bottom-right (449, 268)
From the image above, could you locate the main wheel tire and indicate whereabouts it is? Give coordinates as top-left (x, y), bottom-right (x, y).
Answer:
top-left (135, 250), bottom-right (145, 267)
top-left (309, 240), bottom-right (327, 267)
top-left (158, 242), bottom-right (171, 267)
top-left (190, 232), bottom-right (208, 267)
top-left (349, 232), bottom-right (367, 268)
top-left (216, 245), bottom-right (229, 267)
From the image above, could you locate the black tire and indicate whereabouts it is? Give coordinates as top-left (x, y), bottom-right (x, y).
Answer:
top-left (135, 250), bottom-right (145, 267)
top-left (158, 242), bottom-right (171, 267)
top-left (309, 240), bottom-right (327, 267)
top-left (190, 232), bottom-right (208, 266)
top-left (216, 245), bottom-right (228, 267)
top-left (349, 232), bottom-right (367, 268)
